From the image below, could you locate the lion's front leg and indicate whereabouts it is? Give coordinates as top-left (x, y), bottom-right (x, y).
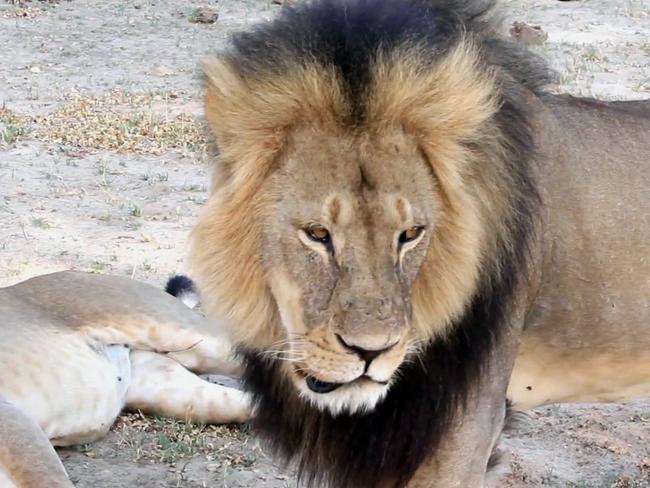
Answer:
top-left (125, 350), bottom-right (252, 425)
top-left (408, 315), bottom-right (525, 488)
top-left (406, 393), bottom-right (508, 488)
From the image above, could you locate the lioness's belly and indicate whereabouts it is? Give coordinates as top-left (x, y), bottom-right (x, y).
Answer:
top-left (0, 325), bottom-right (130, 444)
top-left (508, 339), bottom-right (650, 410)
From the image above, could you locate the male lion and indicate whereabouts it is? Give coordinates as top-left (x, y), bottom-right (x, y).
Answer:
top-left (0, 271), bottom-right (251, 487)
top-left (189, 0), bottom-right (650, 486)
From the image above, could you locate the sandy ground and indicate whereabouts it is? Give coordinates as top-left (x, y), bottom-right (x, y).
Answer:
top-left (0, 0), bottom-right (648, 486)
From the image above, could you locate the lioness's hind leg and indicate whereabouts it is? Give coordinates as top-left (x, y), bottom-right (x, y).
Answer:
top-left (126, 351), bottom-right (252, 424)
top-left (84, 320), bottom-right (242, 377)
top-left (0, 396), bottom-right (72, 488)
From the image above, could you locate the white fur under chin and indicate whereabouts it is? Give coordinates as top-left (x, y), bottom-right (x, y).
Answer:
top-left (295, 379), bottom-right (390, 416)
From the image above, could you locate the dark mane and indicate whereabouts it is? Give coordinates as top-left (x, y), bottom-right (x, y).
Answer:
top-left (225, 0), bottom-right (552, 122)
top-left (232, 0), bottom-right (545, 486)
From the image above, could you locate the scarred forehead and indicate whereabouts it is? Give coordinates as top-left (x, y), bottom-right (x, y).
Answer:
top-left (277, 126), bottom-right (438, 226)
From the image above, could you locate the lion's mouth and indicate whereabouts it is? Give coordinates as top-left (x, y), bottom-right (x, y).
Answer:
top-left (296, 370), bottom-right (393, 413)
top-left (304, 374), bottom-right (389, 394)
top-left (305, 376), bottom-right (343, 394)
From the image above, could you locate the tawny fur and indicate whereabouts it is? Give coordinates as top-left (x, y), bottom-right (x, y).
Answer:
top-left (188, 0), bottom-right (649, 486)
top-left (0, 271), bottom-right (251, 487)
top-left (0, 396), bottom-right (72, 488)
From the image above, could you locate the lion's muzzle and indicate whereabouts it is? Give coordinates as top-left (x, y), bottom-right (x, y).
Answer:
top-left (288, 327), bottom-right (408, 413)
top-left (304, 333), bottom-right (398, 395)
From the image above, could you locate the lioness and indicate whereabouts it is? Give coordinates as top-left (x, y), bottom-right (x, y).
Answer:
top-left (0, 271), bottom-right (251, 488)
top-left (188, 0), bottom-right (650, 486)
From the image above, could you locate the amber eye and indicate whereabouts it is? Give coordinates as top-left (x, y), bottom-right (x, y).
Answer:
top-left (399, 226), bottom-right (424, 245)
top-left (306, 225), bottom-right (331, 245)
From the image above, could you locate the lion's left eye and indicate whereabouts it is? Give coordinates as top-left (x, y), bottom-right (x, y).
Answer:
top-left (305, 225), bottom-right (331, 245)
top-left (398, 226), bottom-right (424, 245)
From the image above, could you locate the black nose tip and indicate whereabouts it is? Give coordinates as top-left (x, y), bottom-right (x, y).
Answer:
top-left (305, 376), bottom-right (343, 394)
top-left (353, 347), bottom-right (382, 364)
top-left (336, 334), bottom-right (396, 365)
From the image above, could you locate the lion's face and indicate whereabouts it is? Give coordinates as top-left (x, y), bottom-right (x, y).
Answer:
top-left (193, 43), bottom-right (498, 417)
top-left (260, 127), bottom-right (439, 414)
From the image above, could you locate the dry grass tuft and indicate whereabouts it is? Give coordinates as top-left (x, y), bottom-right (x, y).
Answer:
top-left (111, 412), bottom-right (257, 467)
top-left (2, 5), bottom-right (44, 17)
top-left (33, 91), bottom-right (209, 154)
top-left (0, 107), bottom-right (29, 147)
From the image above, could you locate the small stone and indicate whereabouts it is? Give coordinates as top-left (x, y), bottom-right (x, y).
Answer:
top-left (150, 65), bottom-right (174, 77)
top-left (189, 6), bottom-right (218, 24)
top-left (29, 65), bottom-right (41, 73)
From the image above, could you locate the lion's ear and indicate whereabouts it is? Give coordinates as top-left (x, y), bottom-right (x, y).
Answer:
top-left (369, 40), bottom-right (498, 146)
top-left (203, 57), bottom-right (346, 184)
top-left (203, 57), bottom-right (286, 182)
top-left (367, 41), bottom-right (499, 193)
top-left (203, 57), bottom-right (245, 149)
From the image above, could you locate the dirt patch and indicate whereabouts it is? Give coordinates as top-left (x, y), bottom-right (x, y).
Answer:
top-left (0, 0), bottom-right (648, 486)
top-left (59, 414), bottom-right (292, 488)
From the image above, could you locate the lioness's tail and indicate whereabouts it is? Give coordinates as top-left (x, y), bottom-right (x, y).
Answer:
top-left (165, 275), bottom-right (200, 310)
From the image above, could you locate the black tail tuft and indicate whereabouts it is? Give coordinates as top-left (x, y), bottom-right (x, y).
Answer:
top-left (165, 275), bottom-right (196, 298)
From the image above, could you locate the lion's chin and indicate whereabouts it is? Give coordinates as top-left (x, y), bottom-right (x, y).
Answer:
top-left (292, 374), bottom-right (390, 416)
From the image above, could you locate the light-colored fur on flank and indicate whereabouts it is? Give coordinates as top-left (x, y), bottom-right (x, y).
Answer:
top-left (0, 271), bottom-right (252, 487)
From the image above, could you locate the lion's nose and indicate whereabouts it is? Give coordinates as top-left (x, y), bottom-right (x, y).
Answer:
top-left (335, 334), bottom-right (397, 366)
